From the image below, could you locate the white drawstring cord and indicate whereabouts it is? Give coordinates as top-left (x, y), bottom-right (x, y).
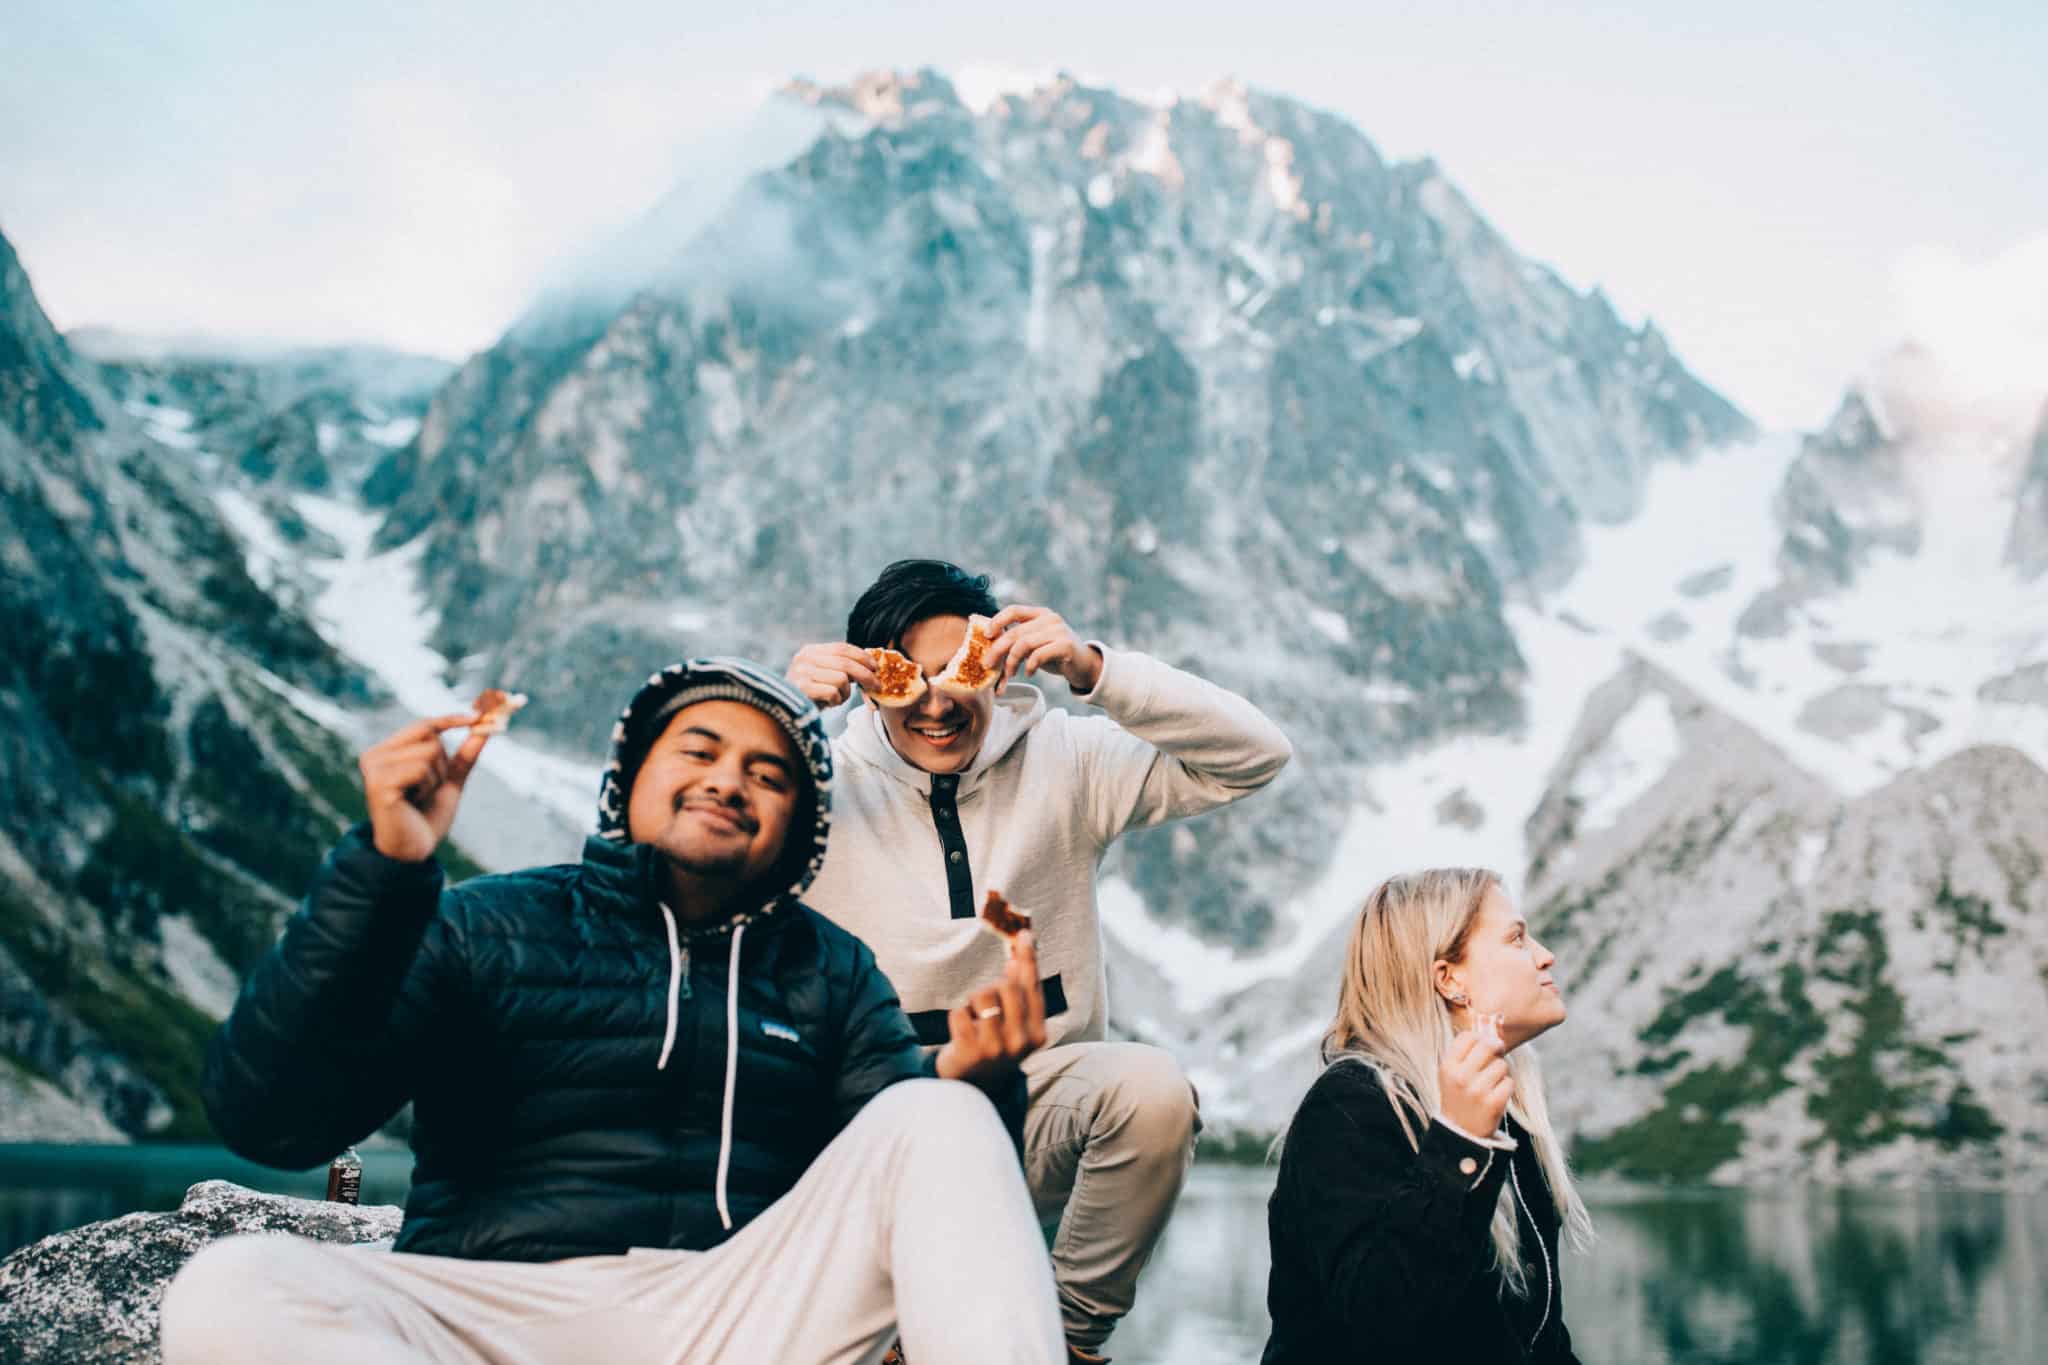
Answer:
top-left (656, 904), bottom-right (682, 1071)
top-left (715, 922), bottom-right (746, 1231)
top-left (1509, 1158), bottom-right (1553, 1347)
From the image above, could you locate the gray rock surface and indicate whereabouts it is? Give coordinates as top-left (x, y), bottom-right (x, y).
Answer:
top-left (1979, 661), bottom-right (2048, 708)
top-left (1526, 661), bottom-right (2048, 1185)
top-left (1740, 386), bottom-right (1917, 639)
top-left (2005, 400), bottom-right (2048, 579)
top-left (0, 1180), bottom-right (400, 1364)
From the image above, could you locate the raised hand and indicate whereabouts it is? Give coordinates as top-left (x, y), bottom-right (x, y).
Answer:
top-left (934, 930), bottom-right (1049, 1085)
top-left (786, 642), bottom-right (880, 708)
top-left (982, 605), bottom-right (1103, 693)
top-left (1439, 1014), bottom-right (1513, 1139)
top-left (358, 714), bottom-right (491, 863)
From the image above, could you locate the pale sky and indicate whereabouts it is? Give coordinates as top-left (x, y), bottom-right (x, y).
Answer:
top-left (3, 0), bottom-right (2043, 430)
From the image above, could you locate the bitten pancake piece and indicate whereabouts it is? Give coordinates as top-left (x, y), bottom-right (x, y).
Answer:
top-left (472, 688), bottom-right (529, 734)
top-left (933, 615), bottom-right (1000, 697)
top-left (978, 889), bottom-right (1032, 948)
top-left (864, 647), bottom-right (929, 708)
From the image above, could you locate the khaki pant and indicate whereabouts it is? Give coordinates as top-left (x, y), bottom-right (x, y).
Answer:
top-left (1021, 1042), bottom-right (1201, 1353)
top-left (160, 1080), bottom-right (1063, 1365)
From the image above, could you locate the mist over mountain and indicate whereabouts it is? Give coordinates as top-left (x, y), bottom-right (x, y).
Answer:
top-left (3, 69), bottom-right (2041, 1182)
top-left (367, 68), bottom-right (1747, 945)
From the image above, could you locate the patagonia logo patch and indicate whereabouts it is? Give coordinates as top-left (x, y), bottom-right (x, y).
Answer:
top-left (761, 1019), bottom-right (800, 1044)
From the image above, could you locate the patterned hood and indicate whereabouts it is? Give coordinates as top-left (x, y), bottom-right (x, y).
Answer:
top-left (595, 657), bottom-right (833, 913)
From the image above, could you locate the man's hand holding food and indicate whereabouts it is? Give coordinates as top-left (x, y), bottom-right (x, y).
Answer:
top-left (358, 692), bottom-right (523, 862)
top-left (786, 642), bottom-right (882, 709)
top-left (979, 604), bottom-right (1103, 694)
top-left (933, 929), bottom-right (1049, 1084)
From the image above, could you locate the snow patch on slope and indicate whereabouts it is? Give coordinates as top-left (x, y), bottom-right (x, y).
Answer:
top-left (288, 495), bottom-right (600, 829)
top-left (1569, 692), bottom-right (1682, 833)
top-left (158, 913), bottom-right (241, 1020)
top-left (1555, 432), bottom-right (2048, 793)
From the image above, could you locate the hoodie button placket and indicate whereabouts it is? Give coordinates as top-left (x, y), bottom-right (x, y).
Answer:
top-left (928, 774), bottom-right (975, 919)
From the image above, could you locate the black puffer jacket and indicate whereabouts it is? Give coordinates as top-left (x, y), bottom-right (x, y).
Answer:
top-left (203, 659), bottom-right (1017, 1262)
top-left (1262, 1058), bottom-right (1581, 1364)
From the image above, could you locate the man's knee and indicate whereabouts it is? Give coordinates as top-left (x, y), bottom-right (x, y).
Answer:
top-left (1097, 1044), bottom-right (1199, 1153)
top-left (161, 1235), bottom-right (300, 1363)
top-left (864, 1077), bottom-right (1008, 1149)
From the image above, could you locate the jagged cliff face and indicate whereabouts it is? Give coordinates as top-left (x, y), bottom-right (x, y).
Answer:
top-left (365, 69), bottom-right (1748, 943)
top-left (1525, 662), bottom-right (2045, 1183)
top-left (0, 229), bottom-right (397, 1141)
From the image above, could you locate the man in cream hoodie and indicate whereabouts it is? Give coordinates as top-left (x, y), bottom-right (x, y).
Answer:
top-left (789, 559), bottom-right (1292, 1362)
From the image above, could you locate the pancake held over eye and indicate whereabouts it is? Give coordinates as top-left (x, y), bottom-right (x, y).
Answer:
top-left (863, 647), bottom-right (929, 709)
top-left (932, 614), bottom-right (999, 697)
top-left (471, 688), bottom-right (529, 735)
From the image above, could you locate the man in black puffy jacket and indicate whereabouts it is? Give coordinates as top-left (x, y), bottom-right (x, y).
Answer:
top-left (161, 658), bottom-right (1066, 1364)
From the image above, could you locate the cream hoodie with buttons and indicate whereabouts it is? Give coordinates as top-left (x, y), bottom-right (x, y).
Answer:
top-left (800, 646), bottom-right (1292, 1048)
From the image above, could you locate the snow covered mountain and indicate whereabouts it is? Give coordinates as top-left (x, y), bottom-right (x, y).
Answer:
top-left (74, 329), bottom-right (452, 500)
top-left (367, 67), bottom-right (1748, 954)
top-left (0, 229), bottom-right (580, 1143)
top-left (0, 225), bottom-right (402, 1141)
top-left (1165, 406), bottom-right (2048, 1182)
top-left (6, 68), bottom-right (2042, 1183)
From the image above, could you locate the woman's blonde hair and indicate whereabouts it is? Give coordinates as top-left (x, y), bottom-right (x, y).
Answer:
top-left (1320, 867), bottom-right (1592, 1295)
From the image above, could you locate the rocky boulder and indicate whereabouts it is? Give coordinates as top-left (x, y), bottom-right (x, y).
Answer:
top-left (0, 1181), bottom-right (400, 1364)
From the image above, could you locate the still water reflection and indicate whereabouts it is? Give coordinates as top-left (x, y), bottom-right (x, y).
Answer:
top-left (3, 1150), bottom-right (2042, 1364)
top-left (1113, 1168), bottom-right (2048, 1365)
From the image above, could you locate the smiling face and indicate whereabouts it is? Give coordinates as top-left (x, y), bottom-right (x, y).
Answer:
top-left (625, 700), bottom-right (803, 888)
top-left (1438, 886), bottom-right (1566, 1049)
top-left (877, 614), bottom-right (995, 775)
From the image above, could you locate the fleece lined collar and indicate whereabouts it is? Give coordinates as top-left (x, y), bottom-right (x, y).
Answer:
top-left (591, 658), bottom-right (833, 925)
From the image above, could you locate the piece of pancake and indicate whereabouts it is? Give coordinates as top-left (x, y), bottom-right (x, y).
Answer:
top-left (932, 615), bottom-right (1000, 697)
top-left (863, 647), bottom-right (929, 708)
top-left (978, 889), bottom-right (1032, 946)
top-left (471, 687), bottom-right (529, 735)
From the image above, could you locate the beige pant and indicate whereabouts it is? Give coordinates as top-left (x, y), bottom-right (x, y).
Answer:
top-left (159, 1080), bottom-right (1063, 1365)
top-left (1021, 1042), bottom-right (1201, 1352)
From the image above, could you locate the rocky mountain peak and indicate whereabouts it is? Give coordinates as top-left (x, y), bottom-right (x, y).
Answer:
top-left (2003, 400), bottom-right (2048, 580)
top-left (1813, 385), bottom-right (1889, 456)
top-left (784, 67), bottom-right (966, 124)
top-left (0, 228), bottom-right (102, 452)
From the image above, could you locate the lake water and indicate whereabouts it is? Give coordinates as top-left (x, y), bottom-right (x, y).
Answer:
top-left (3, 1148), bottom-right (2044, 1364)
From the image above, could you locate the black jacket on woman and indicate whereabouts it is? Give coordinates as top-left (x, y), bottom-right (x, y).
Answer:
top-left (201, 659), bottom-right (1022, 1264)
top-left (1262, 1057), bottom-right (1581, 1364)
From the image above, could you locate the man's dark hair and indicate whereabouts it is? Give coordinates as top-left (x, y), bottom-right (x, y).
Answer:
top-left (846, 559), bottom-right (999, 651)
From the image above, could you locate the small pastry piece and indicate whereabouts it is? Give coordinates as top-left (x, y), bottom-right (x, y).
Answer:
top-left (1473, 1011), bottom-right (1504, 1049)
top-left (932, 615), bottom-right (1000, 697)
top-left (863, 647), bottom-right (929, 709)
top-left (978, 889), bottom-right (1032, 948)
top-left (471, 687), bottom-right (529, 735)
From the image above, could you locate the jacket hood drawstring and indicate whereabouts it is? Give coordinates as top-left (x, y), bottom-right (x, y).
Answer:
top-left (656, 903), bottom-right (685, 1072)
top-left (654, 902), bottom-right (747, 1234)
top-left (715, 923), bottom-right (746, 1231)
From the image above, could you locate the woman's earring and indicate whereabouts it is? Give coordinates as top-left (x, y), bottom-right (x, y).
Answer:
top-left (1448, 990), bottom-right (1469, 1006)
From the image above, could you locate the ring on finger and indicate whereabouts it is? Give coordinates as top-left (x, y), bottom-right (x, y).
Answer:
top-left (974, 1004), bottom-right (1002, 1020)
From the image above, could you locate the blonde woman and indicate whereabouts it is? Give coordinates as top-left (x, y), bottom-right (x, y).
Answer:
top-left (1261, 869), bottom-right (1593, 1364)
